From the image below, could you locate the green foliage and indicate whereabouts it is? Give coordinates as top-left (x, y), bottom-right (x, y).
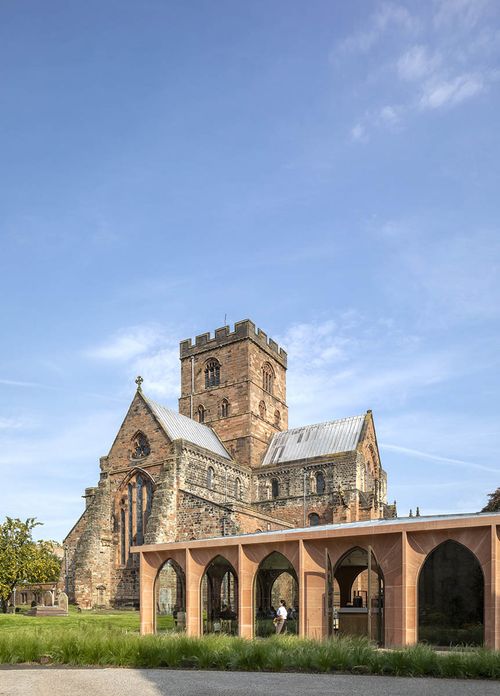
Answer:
top-left (0, 517), bottom-right (61, 612)
top-left (482, 487), bottom-right (500, 512)
top-left (0, 611), bottom-right (499, 678)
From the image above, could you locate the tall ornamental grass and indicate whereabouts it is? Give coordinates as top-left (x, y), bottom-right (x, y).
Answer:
top-left (0, 626), bottom-right (499, 679)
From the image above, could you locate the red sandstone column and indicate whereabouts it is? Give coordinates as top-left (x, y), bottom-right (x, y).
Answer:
top-left (298, 540), bottom-right (305, 637)
top-left (385, 530), bottom-right (414, 647)
top-left (487, 523), bottom-right (500, 649)
top-left (139, 552), bottom-right (157, 635)
top-left (185, 548), bottom-right (202, 637)
top-left (238, 545), bottom-right (254, 639)
top-left (302, 541), bottom-right (326, 640)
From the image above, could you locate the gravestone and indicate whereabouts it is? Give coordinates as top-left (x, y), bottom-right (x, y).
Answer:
top-left (43, 591), bottom-right (53, 607)
top-left (57, 591), bottom-right (69, 614)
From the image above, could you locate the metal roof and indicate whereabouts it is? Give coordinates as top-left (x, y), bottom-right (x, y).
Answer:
top-left (261, 414), bottom-right (365, 466)
top-left (144, 395), bottom-right (231, 460)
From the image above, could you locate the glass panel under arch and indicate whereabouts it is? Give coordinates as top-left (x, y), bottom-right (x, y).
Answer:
top-left (326, 547), bottom-right (384, 645)
top-left (201, 556), bottom-right (238, 635)
top-left (418, 540), bottom-right (484, 646)
top-left (155, 560), bottom-right (186, 633)
top-left (254, 552), bottom-right (299, 637)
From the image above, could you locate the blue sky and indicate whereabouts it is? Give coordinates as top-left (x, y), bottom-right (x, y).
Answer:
top-left (1, 0), bottom-right (499, 541)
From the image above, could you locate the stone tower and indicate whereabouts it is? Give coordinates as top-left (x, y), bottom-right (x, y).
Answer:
top-left (178, 320), bottom-right (288, 469)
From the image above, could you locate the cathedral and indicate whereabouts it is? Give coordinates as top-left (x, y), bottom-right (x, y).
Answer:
top-left (64, 320), bottom-right (396, 608)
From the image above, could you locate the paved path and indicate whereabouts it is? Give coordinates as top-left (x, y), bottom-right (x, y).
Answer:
top-left (0, 668), bottom-right (498, 696)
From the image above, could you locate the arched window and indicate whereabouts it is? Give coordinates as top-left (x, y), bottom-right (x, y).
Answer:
top-left (308, 512), bottom-right (320, 526)
top-left (131, 432), bottom-right (150, 459)
top-left (207, 466), bottom-right (214, 490)
top-left (198, 405), bottom-right (205, 423)
top-left (205, 359), bottom-right (220, 388)
top-left (119, 470), bottom-right (155, 566)
top-left (234, 477), bottom-right (241, 499)
top-left (262, 362), bottom-right (274, 394)
top-left (271, 478), bottom-right (279, 498)
top-left (221, 399), bottom-right (229, 418)
top-left (274, 409), bottom-right (281, 428)
top-left (259, 400), bottom-right (266, 419)
top-left (315, 471), bottom-right (325, 495)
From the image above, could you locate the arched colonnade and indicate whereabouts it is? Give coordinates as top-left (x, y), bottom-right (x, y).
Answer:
top-left (136, 519), bottom-right (500, 648)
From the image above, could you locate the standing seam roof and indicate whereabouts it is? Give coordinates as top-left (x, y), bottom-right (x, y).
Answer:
top-left (144, 395), bottom-right (231, 460)
top-left (261, 414), bottom-right (365, 466)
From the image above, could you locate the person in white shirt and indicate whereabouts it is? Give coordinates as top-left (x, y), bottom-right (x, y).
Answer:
top-left (275, 599), bottom-right (288, 634)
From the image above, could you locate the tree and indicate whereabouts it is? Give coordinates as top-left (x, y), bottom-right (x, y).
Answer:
top-left (481, 487), bottom-right (500, 512)
top-left (0, 517), bottom-right (61, 613)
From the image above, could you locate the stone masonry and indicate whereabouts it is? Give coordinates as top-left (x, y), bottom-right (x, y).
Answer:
top-left (63, 320), bottom-right (395, 608)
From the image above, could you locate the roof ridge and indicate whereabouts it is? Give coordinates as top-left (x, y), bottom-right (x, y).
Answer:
top-left (141, 393), bottom-right (231, 459)
top-left (282, 413), bottom-right (366, 434)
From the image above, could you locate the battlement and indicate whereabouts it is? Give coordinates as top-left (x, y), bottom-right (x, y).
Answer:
top-left (179, 319), bottom-right (287, 367)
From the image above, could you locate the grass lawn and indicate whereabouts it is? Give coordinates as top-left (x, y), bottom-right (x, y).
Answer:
top-left (0, 605), bottom-right (140, 633)
top-left (0, 607), bottom-right (499, 679)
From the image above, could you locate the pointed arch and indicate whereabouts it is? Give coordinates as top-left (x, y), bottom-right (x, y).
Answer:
top-left (417, 539), bottom-right (484, 646)
top-left (201, 555), bottom-right (238, 635)
top-left (254, 551), bottom-right (299, 636)
top-left (115, 467), bottom-right (156, 566)
top-left (205, 358), bottom-right (221, 388)
top-left (155, 558), bottom-right (186, 633)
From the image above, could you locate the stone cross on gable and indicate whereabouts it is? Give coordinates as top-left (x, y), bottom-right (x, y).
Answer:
top-left (135, 375), bottom-right (144, 392)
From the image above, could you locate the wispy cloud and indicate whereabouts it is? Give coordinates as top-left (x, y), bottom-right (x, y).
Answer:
top-left (338, 2), bottom-right (419, 55)
top-left (86, 325), bottom-right (180, 400)
top-left (342, 2), bottom-right (498, 139)
top-left (380, 442), bottom-right (500, 474)
top-left (419, 72), bottom-right (485, 109)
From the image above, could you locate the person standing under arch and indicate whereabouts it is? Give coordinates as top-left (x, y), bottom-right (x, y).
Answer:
top-left (275, 599), bottom-right (288, 634)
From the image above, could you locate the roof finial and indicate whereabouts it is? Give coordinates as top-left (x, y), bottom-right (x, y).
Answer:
top-left (135, 375), bottom-right (144, 392)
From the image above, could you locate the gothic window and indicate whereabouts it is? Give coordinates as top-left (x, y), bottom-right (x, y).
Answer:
top-left (131, 432), bottom-right (150, 459)
top-left (271, 478), bottom-right (279, 498)
top-left (316, 471), bottom-right (325, 495)
top-left (120, 508), bottom-right (126, 565)
top-left (207, 466), bottom-right (214, 490)
top-left (262, 362), bottom-right (274, 394)
top-left (221, 399), bottom-right (229, 418)
top-left (119, 471), bottom-right (154, 566)
top-left (198, 405), bottom-right (205, 423)
top-left (259, 400), bottom-right (266, 419)
top-left (234, 477), bottom-right (241, 499)
top-left (205, 359), bottom-right (220, 388)
top-left (309, 512), bottom-right (320, 526)
top-left (274, 409), bottom-right (281, 428)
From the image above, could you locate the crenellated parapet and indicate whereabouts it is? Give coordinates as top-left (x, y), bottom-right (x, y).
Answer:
top-left (180, 319), bottom-right (287, 367)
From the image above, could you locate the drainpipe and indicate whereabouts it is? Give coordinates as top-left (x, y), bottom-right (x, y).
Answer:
top-left (190, 356), bottom-right (194, 419)
top-left (303, 469), bottom-right (307, 527)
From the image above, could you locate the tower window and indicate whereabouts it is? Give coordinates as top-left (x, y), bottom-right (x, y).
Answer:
top-left (205, 359), bottom-right (220, 388)
top-left (274, 409), bottom-right (281, 428)
top-left (316, 471), bottom-right (325, 495)
top-left (221, 399), bottom-right (229, 418)
top-left (271, 478), bottom-right (279, 498)
top-left (259, 400), bottom-right (266, 419)
top-left (234, 477), bottom-right (241, 499)
top-left (198, 405), bottom-right (205, 423)
top-left (262, 362), bottom-right (274, 394)
top-left (207, 466), bottom-right (214, 490)
top-left (308, 512), bottom-right (320, 526)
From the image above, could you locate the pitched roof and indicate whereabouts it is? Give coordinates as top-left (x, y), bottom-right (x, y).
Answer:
top-left (261, 414), bottom-right (366, 466)
top-left (143, 395), bottom-right (231, 460)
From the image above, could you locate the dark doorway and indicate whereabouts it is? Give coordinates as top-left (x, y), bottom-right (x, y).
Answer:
top-left (418, 540), bottom-right (484, 646)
